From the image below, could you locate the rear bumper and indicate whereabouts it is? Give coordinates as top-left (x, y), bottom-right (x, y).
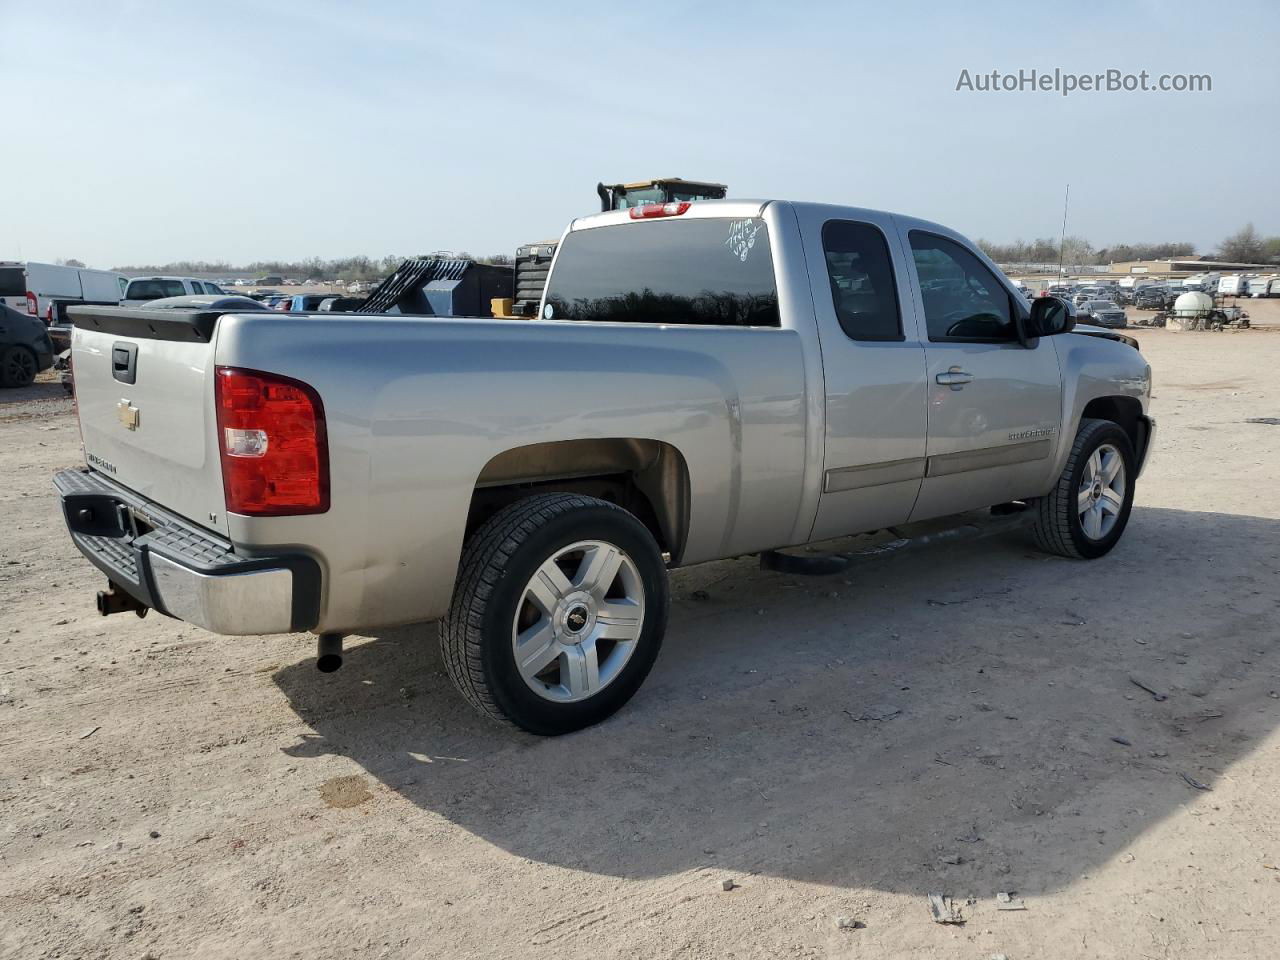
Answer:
top-left (48, 323), bottom-right (72, 353)
top-left (54, 469), bottom-right (320, 635)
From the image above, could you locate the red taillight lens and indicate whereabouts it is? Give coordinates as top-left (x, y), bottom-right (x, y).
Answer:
top-left (214, 366), bottom-right (329, 516)
top-left (629, 201), bottom-right (691, 219)
top-left (26, 291), bottom-right (38, 315)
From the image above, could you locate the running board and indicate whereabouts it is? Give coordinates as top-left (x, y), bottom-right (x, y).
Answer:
top-left (760, 504), bottom-right (1032, 577)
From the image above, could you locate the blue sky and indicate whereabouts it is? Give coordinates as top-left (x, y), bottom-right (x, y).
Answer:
top-left (3, 0), bottom-right (1277, 267)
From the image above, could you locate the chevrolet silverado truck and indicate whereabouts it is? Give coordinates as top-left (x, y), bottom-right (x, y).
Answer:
top-left (58, 199), bottom-right (1154, 735)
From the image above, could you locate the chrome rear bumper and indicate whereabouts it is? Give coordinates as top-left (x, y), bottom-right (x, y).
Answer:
top-left (55, 469), bottom-right (320, 635)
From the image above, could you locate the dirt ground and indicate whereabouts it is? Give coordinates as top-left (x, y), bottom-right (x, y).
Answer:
top-left (3, 312), bottom-right (1280, 960)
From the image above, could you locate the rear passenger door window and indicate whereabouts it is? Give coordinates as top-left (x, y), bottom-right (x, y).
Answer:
top-left (908, 231), bottom-right (1016, 342)
top-left (821, 220), bottom-right (902, 341)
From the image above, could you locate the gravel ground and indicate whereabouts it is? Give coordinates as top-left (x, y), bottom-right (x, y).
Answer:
top-left (3, 319), bottom-right (1280, 960)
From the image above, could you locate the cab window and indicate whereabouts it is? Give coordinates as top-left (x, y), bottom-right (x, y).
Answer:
top-left (821, 220), bottom-right (902, 341)
top-left (908, 231), bottom-right (1016, 342)
top-left (543, 218), bottom-right (779, 327)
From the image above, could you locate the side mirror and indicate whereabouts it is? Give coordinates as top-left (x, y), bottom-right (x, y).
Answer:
top-left (1028, 296), bottom-right (1076, 338)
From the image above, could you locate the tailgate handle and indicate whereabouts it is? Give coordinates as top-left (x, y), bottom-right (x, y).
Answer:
top-left (111, 342), bottom-right (138, 385)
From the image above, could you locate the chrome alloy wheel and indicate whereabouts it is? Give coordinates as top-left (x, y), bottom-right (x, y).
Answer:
top-left (1078, 443), bottom-right (1126, 540)
top-left (511, 540), bottom-right (645, 703)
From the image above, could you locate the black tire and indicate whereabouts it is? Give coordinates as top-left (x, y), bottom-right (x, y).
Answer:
top-left (1, 345), bottom-right (38, 388)
top-left (441, 493), bottom-right (669, 735)
top-left (1030, 418), bottom-right (1136, 559)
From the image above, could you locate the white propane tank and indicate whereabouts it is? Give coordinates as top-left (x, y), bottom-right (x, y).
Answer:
top-left (1168, 290), bottom-right (1214, 331)
top-left (1173, 291), bottom-right (1213, 316)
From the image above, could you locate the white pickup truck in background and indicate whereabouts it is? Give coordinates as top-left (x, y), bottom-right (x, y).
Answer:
top-left (59, 198), bottom-right (1154, 734)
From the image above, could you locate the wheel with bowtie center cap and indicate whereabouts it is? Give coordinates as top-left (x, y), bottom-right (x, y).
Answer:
top-left (441, 493), bottom-right (668, 735)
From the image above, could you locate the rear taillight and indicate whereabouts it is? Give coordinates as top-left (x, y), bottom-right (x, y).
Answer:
top-left (214, 367), bottom-right (329, 516)
top-left (26, 291), bottom-right (37, 315)
top-left (629, 201), bottom-right (691, 219)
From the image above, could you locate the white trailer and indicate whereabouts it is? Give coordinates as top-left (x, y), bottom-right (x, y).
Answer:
top-left (1218, 275), bottom-right (1247, 296)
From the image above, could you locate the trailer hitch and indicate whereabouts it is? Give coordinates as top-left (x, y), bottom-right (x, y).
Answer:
top-left (96, 582), bottom-right (149, 618)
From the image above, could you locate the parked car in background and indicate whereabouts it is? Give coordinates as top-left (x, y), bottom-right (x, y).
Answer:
top-left (0, 302), bottom-right (56, 387)
top-left (1134, 287), bottom-right (1168, 309)
top-left (59, 198), bottom-right (1155, 734)
top-left (318, 296), bottom-right (368, 311)
top-left (121, 277), bottom-right (226, 305)
top-left (127, 294), bottom-right (269, 312)
top-left (1076, 300), bottom-right (1128, 328)
top-left (0, 261), bottom-right (128, 319)
top-left (279, 294), bottom-right (339, 312)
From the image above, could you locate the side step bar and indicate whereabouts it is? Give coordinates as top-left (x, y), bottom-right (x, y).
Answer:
top-left (760, 504), bottom-right (1033, 576)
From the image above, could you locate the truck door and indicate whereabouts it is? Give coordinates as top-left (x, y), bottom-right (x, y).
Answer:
top-left (795, 209), bottom-right (928, 542)
top-left (900, 229), bottom-right (1063, 521)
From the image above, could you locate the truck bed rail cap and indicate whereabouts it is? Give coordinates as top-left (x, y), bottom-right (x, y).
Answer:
top-left (66, 305), bottom-right (253, 343)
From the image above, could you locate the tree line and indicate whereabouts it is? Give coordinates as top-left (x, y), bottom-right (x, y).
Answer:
top-left (75, 223), bottom-right (1280, 279)
top-left (106, 253), bottom-right (511, 281)
top-left (977, 224), bottom-right (1280, 267)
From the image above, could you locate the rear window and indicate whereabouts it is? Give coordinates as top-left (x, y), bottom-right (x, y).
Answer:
top-left (126, 279), bottom-right (187, 300)
top-left (0, 267), bottom-right (26, 298)
top-left (542, 217), bottom-right (779, 327)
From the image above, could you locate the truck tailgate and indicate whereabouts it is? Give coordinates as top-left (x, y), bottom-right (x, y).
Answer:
top-left (69, 307), bottom-right (229, 536)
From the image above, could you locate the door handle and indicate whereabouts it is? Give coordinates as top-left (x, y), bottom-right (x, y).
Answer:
top-left (935, 367), bottom-right (974, 388)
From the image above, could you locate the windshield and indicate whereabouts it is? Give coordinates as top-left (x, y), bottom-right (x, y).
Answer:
top-left (543, 217), bottom-right (779, 327)
top-left (1088, 300), bottom-right (1116, 309)
top-left (126, 278), bottom-right (186, 300)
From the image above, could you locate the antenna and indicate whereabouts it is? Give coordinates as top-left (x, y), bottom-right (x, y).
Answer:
top-left (1057, 184), bottom-right (1070, 277)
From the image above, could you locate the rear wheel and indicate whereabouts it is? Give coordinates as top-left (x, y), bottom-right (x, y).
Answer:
top-left (1030, 418), bottom-right (1136, 559)
top-left (0, 346), bottom-right (37, 388)
top-left (441, 493), bottom-right (668, 735)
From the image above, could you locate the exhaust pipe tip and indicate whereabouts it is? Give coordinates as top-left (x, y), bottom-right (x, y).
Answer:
top-left (316, 634), bottom-right (344, 673)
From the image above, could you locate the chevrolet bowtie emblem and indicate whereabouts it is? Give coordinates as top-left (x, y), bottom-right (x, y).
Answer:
top-left (117, 400), bottom-right (140, 430)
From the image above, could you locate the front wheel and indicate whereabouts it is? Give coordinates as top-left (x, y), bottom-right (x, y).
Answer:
top-left (441, 493), bottom-right (669, 735)
top-left (1030, 418), bottom-right (1136, 559)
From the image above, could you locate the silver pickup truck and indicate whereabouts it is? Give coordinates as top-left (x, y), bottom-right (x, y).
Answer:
top-left (59, 199), bottom-right (1154, 734)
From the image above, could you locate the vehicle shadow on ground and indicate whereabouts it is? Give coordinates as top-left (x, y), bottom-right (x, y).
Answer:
top-left (274, 506), bottom-right (1280, 893)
